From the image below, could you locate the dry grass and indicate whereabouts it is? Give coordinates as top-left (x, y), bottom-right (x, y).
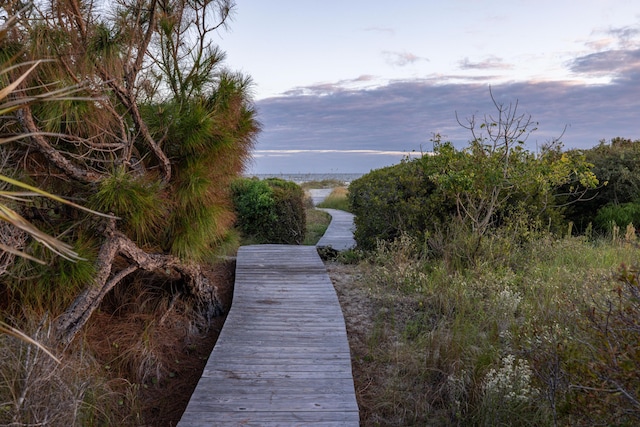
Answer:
top-left (0, 316), bottom-right (133, 426)
top-left (327, 234), bottom-right (640, 426)
top-left (0, 260), bottom-right (235, 426)
top-left (84, 261), bottom-right (235, 426)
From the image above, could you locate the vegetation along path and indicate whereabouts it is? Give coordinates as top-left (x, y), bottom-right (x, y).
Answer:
top-left (177, 244), bottom-right (359, 426)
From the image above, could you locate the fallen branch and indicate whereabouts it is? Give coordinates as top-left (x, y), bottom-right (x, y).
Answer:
top-left (54, 220), bottom-right (221, 345)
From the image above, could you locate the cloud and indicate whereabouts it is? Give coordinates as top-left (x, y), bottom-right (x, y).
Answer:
top-left (605, 25), bottom-right (640, 48)
top-left (568, 48), bottom-right (640, 77)
top-left (364, 26), bottom-right (395, 36)
top-left (577, 23), bottom-right (640, 75)
top-left (459, 56), bottom-right (512, 70)
top-left (252, 39), bottom-right (640, 173)
top-left (282, 75), bottom-right (378, 96)
top-left (382, 51), bottom-right (428, 67)
top-left (257, 75), bottom-right (639, 148)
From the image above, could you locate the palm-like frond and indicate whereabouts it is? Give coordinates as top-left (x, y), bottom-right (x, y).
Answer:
top-left (0, 320), bottom-right (60, 363)
top-left (0, 174), bottom-right (112, 219)
top-left (0, 204), bottom-right (81, 262)
top-left (0, 23), bottom-right (112, 264)
top-left (0, 61), bottom-right (41, 107)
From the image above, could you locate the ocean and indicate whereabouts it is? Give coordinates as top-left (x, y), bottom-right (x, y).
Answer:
top-left (250, 173), bottom-right (364, 185)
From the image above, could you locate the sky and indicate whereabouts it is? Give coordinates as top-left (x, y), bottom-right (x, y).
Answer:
top-left (214, 0), bottom-right (640, 174)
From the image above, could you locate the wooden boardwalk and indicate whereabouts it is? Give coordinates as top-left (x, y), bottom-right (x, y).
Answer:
top-left (177, 245), bottom-right (359, 426)
top-left (316, 209), bottom-right (356, 251)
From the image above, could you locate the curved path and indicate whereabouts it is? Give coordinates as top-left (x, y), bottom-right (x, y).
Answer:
top-left (178, 245), bottom-right (359, 426)
top-left (308, 187), bottom-right (357, 251)
top-left (316, 209), bottom-right (356, 251)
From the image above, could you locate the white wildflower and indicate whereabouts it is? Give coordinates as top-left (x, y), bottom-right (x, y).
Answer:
top-left (482, 354), bottom-right (538, 405)
top-left (496, 288), bottom-right (522, 316)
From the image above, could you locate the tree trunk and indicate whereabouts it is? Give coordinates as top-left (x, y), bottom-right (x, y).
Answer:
top-left (54, 221), bottom-right (222, 345)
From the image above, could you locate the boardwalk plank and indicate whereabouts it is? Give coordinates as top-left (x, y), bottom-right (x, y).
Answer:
top-left (179, 411), bottom-right (359, 426)
top-left (177, 245), bottom-right (359, 426)
top-left (316, 209), bottom-right (356, 251)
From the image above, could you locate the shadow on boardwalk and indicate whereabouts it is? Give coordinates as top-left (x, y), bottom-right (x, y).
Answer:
top-left (177, 244), bottom-right (359, 426)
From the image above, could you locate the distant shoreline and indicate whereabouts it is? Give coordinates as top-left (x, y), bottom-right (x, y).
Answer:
top-left (248, 172), bottom-right (364, 184)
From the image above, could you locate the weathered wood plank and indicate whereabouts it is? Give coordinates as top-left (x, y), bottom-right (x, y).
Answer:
top-left (177, 245), bottom-right (359, 426)
top-left (179, 410), bottom-right (359, 426)
top-left (316, 209), bottom-right (356, 251)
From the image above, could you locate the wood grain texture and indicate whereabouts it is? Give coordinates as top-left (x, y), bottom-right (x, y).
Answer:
top-left (178, 245), bottom-right (359, 426)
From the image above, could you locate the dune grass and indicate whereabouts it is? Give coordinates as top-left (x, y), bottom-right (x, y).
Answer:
top-left (300, 179), bottom-right (346, 190)
top-left (304, 208), bottom-right (331, 245)
top-left (316, 187), bottom-right (351, 212)
top-left (341, 232), bottom-right (640, 426)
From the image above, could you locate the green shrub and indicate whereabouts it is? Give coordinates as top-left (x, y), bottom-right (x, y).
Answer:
top-left (231, 178), bottom-right (306, 244)
top-left (564, 137), bottom-right (640, 231)
top-left (230, 178), bottom-right (276, 238)
top-left (265, 178), bottom-right (306, 244)
top-left (594, 201), bottom-right (640, 232)
top-left (348, 159), bottom-right (453, 250)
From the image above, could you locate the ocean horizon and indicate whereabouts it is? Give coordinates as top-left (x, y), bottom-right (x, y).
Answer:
top-left (248, 172), bottom-right (364, 184)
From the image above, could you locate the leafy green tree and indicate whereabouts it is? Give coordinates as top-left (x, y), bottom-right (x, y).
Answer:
top-left (428, 92), bottom-right (598, 254)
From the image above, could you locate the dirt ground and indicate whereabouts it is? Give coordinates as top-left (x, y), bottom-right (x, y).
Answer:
top-left (324, 260), bottom-right (379, 425)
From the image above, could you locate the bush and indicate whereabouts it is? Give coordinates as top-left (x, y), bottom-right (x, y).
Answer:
top-left (564, 137), bottom-right (640, 231)
top-left (231, 178), bottom-right (306, 244)
top-left (230, 178), bottom-right (274, 239)
top-left (265, 178), bottom-right (306, 244)
top-left (348, 159), bottom-right (453, 251)
top-left (594, 201), bottom-right (640, 232)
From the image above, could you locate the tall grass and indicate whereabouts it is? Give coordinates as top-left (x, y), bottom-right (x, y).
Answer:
top-left (350, 231), bottom-right (640, 426)
top-left (317, 186), bottom-right (350, 212)
top-left (300, 179), bottom-right (346, 190)
top-left (304, 208), bottom-right (331, 245)
top-left (0, 316), bottom-right (136, 426)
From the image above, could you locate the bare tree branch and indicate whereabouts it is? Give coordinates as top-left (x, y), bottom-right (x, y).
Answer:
top-left (17, 107), bottom-right (103, 183)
